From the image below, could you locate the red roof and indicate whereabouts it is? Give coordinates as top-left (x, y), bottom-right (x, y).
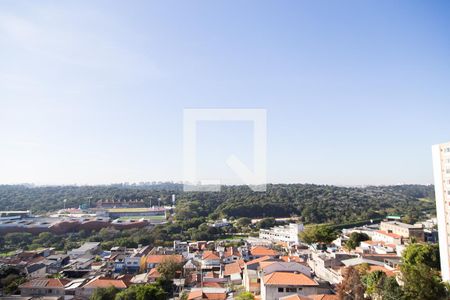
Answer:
top-left (368, 265), bottom-right (396, 277)
top-left (280, 295), bottom-right (313, 300)
top-left (202, 251), bottom-right (220, 261)
top-left (201, 282), bottom-right (223, 288)
top-left (148, 268), bottom-right (161, 278)
top-left (280, 256), bottom-right (305, 263)
top-left (375, 230), bottom-right (401, 239)
top-left (250, 246), bottom-right (278, 257)
top-left (246, 256), bottom-right (273, 266)
top-left (188, 289), bottom-right (227, 300)
top-left (263, 272), bottom-right (318, 286)
top-left (310, 295), bottom-right (339, 300)
top-left (20, 278), bottom-right (70, 289)
top-left (224, 262), bottom-right (242, 276)
top-left (84, 277), bottom-right (127, 289)
top-left (146, 254), bottom-right (183, 264)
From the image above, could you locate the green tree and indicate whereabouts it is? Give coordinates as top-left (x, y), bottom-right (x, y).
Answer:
top-left (345, 232), bottom-right (369, 250)
top-left (337, 266), bottom-right (365, 300)
top-left (378, 276), bottom-right (403, 300)
top-left (157, 256), bottom-right (182, 281)
top-left (299, 225), bottom-right (338, 245)
top-left (236, 217), bottom-right (252, 227)
top-left (402, 243), bottom-right (440, 269)
top-left (115, 284), bottom-right (166, 300)
top-left (235, 291), bottom-right (255, 300)
top-left (401, 263), bottom-right (448, 300)
top-left (90, 286), bottom-right (120, 300)
top-left (400, 243), bottom-right (448, 300)
top-left (258, 218), bottom-right (276, 229)
top-left (363, 270), bottom-right (385, 296)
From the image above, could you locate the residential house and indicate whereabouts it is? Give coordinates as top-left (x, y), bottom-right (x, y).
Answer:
top-left (259, 261), bottom-right (312, 279)
top-left (307, 252), bottom-right (356, 284)
top-left (372, 230), bottom-right (402, 245)
top-left (261, 272), bottom-right (319, 300)
top-left (279, 294), bottom-right (338, 300)
top-left (220, 247), bottom-right (241, 264)
top-left (201, 251), bottom-right (221, 271)
top-left (19, 278), bottom-right (70, 298)
top-left (141, 254), bottom-right (183, 271)
top-left (223, 261), bottom-right (243, 284)
top-left (249, 246), bottom-right (278, 260)
top-left (174, 241), bottom-right (189, 253)
top-left (68, 242), bottom-right (100, 259)
top-left (379, 221), bottom-right (424, 241)
top-left (124, 245), bottom-right (151, 273)
top-left (187, 287), bottom-right (228, 300)
top-left (242, 256), bottom-right (276, 293)
top-left (76, 277), bottom-right (127, 299)
top-left (24, 263), bottom-right (47, 278)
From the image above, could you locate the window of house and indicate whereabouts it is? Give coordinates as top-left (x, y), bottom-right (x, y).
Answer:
top-left (278, 288), bottom-right (284, 293)
top-left (286, 288), bottom-right (297, 293)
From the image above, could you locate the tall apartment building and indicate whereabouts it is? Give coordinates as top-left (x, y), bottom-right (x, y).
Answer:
top-left (432, 141), bottom-right (450, 281)
top-left (379, 221), bottom-right (424, 241)
top-left (259, 223), bottom-right (304, 245)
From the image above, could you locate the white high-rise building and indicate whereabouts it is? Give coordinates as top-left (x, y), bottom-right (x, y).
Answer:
top-left (432, 142), bottom-right (450, 281)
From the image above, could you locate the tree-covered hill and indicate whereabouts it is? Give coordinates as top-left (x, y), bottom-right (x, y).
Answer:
top-left (0, 183), bottom-right (435, 224)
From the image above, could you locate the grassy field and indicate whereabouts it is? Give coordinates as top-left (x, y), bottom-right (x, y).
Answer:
top-left (116, 215), bottom-right (166, 222)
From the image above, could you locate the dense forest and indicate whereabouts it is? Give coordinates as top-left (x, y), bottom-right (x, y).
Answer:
top-left (0, 183), bottom-right (436, 254)
top-left (0, 183), bottom-right (435, 224)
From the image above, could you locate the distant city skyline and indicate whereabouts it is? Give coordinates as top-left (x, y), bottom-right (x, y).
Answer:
top-left (1, 1), bottom-right (450, 186)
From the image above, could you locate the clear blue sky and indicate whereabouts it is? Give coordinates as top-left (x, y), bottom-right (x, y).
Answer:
top-left (1, 0), bottom-right (449, 185)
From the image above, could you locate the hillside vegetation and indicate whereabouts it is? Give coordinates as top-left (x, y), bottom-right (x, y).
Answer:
top-left (0, 183), bottom-right (435, 224)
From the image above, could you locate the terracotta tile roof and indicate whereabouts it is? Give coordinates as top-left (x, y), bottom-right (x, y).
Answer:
top-left (202, 293), bottom-right (227, 300)
top-left (20, 278), bottom-right (70, 288)
top-left (368, 265), bottom-right (396, 277)
top-left (250, 246), bottom-right (278, 257)
top-left (204, 271), bottom-right (216, 278)
top-left (188, 289), bottom-right (203, 300)
top-left (202, 282), bottom-right (223, 288)
top-left (224, 262), bottom-right (242, 276)
top-left (361, 240), bottom-right (380, 245)
top-left (188, 289), bottom-right (227, 300)
top-left (202, 251), bottom-right (220, 261)
top-left (280, 256), bottom-right (305, 263)
top-left (250, 282), bottom-right (260, 289)
top-left (279, 295), bottom-right (313, 300)
top-left (237, 259), bottom-right (245, 268)
top-left (310, 295), bottom-right (339, 300)
top-left (375, 230), bottom-right (401, 239)
top-left (84, 277), bottom-right (127, 289)
top-left (263, 272), bottom-right (318, 286)
top-left (246, 256), bottom-right (273, 266)
top-left (146, 254), bottom-right (183, 264)
top-left (148, 268), bottom-right (161, 278)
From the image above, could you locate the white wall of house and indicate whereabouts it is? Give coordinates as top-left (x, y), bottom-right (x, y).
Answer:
top-left (261, 284), bottom-right (318, 300)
